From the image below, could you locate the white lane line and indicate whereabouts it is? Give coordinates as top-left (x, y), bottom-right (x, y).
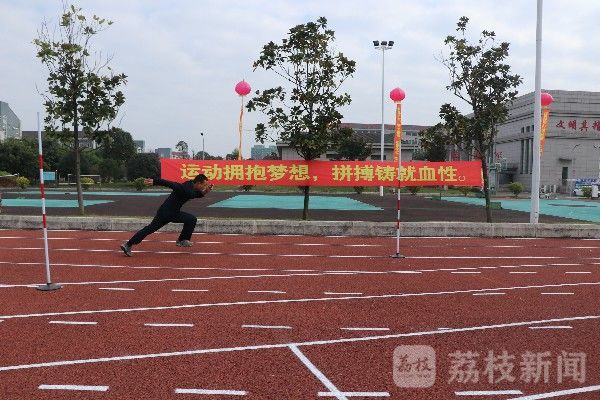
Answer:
top-left (175, 388), bottom-right (246, 396)
top-left (550, 263), bottom-right (581, 266)
top-left (289, 345), bottom-right (348, 400)
top-left (565, 271), bottom-right (592, 274)
top-left (39, 385), bottom-right (108, 392)
top-left (2, 282), bottom-right (598, 320)
top-left (472, 292), bottom-right (506, 296)
top-left (507, 385), bottom-right (600, 399)
top-left (456, 390), bottom-right (523, 396)
top-left (49, 321), bottom-right (97, 325)
top-left (345, 244), bottom-right (380, 247)
top-left (451, 271), bottom-right (481, 274)
top-left (510, 272), bottom-right (538, 274)
top-left (393, 271), bottom-right (422, 274)
top-left (566, 246), bottom-right (596, 249)
top-left (284, 269), bottom-right (316, 272)
top-left (323, 292), bottom-right (363, 296)
top-left (437, 327), bottom-right (452, 330)
top-left (541, 292), bottom-right (574, 295)
top-left (340, 327), bottom-right (390, 332)
top-left (1, 314), bottom-right (600, 372)
top-left (232, 253), bottom-right (270, 257)
top-left (281, 254), bottom-right (318, 257)
top-left (144, 323), bottom-right (194, 328)
top-left (171, 289), bottom-right (209, 292)
top-left (492, 246), bottom-right (523, 248)
top-left (247, 290), bottom-right (286, 294)
top-left (98, 287), bottom-right (135, 291)
top-left (528, 326), bottom-right (572, 330)
top-left (239, 242), bottom-right (271, 245)
top-left (319, 392), bottom-right (389, 397)
top-left (297, 243), bottom-right (326, 246)
top-left (242, 324), bottom-right (292, 330)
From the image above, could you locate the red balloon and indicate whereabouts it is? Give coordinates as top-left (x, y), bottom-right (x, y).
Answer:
top-left (541, 92), bottom-right (553, 106)
top-left (235, 80), bottom-right (251, 96)
top-left (389, 87), bottom-right (406, 102)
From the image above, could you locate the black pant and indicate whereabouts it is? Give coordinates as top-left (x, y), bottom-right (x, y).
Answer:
top-left (128, 211), bottom-right (197, 245)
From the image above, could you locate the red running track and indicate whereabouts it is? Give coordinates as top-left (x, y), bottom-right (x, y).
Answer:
top-left (0, 229), bottom-right (599, 399)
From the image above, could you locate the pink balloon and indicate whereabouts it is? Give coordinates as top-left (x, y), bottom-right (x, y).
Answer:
top-left (541, 92), bottom-right (553, 106)
top-left (235, 80), bottom-right (251, 96)
top-left (389, 87), bottom-right (406, 102)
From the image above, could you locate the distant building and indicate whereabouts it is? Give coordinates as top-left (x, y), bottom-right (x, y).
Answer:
top-left (0, 101), bottom-right (22, 141)
top-left (276, 122), bottom-right (431, 160)
top-left (21, 130), bottom-right (96, 149)
top-left (251, 144), bottom-right (278, 160)
top-left (171, 151), bottom-right (189, 159)
top-left (155, 148), bottom-right (172, 159)
top-left (133, 140), bottom-right (145, 153)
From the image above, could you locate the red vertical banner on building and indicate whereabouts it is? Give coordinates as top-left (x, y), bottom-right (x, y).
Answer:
top-left (393, 102), bottom-right (403, 163)
top-left (540, 106), bottom-right (550, 155)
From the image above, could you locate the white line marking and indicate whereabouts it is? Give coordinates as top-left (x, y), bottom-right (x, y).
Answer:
top-left (451, 271), bottom-right (481, 274)
top-left (393, 271), bottom-right (422, 274)
top-left (507, 385), bottom-right (600, 399)
top-left (175, 388), bottom-right (247, 396)
top-left (233, 253), bottom-right (270, 256)
top-left (437, 327), bottom-right (452, 330)
top-left (289, 345), bottom-right (348, 400)
top-left (39, 385), bottom-right (108, 392)
top-left (528, 326), bottom-right (572, 330)
top-left (550, 263), bottom-right (581, 266)
top-left (340, 327), bottom-right (390, 332)
top-left (473, 292), bottom-right (506, 296)
top-left (281, 254), bottom-right (318, 257)
top-left (297, 243), bottom-right (326, 246)
top-left (49, 321), bottom-right (97, 325)
top-left (510, 272), bottom-right (538, 274)
top-left (0, 315), bottom-right (600, 372)
top-left (247, 290), bottom-right (286, 294)
top-left (98, 287), bottom-right (135, 291)
top-left (171, 289), bottom-right (209, 292)
top-left (284, 269), bottom-right (316, 272)
top-left (319, 392), bottom-right (390, 397)
top-left (1, 282), bottom-right (598, 320)
top-left (456, 390), bottom-right (523, 396)
top-left (144, 323), bottom-right (194, 328)
top-left (242, 325), bottom-right (292, 330)
top-left (541, 292), bottom-right (574, 295)
top-left (345, 244), bottom-right (380, 247)
top-left (565, 272), bottom-right (592, 274)
top-left (323, 292), bottom-right (363, 296)
top-left (239, 242), bottom-right (271, 245)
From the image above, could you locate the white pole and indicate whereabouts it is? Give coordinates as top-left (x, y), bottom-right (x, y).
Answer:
top-left (36, 112), bottom-right (61, 291)
top-left (530, 0), bottom-right (543, 224)
top-left (379, 48), bottom-right (385, 197)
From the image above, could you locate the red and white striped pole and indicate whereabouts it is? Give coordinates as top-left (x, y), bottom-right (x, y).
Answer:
top-left (36, 112), bottom-right (61, 291)
top-left (389, 88), bottom-right (405, 259)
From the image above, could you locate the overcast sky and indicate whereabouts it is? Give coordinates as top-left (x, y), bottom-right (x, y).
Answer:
top-left (1, 0), bottom-right (599, 156)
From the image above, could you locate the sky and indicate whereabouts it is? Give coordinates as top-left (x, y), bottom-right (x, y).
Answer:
top-left (1, 0), bottom-right (599, 157)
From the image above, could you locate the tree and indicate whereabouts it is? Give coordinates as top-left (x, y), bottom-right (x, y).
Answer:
top-left (247, 17), bottom-right (356, 220)
top-left (225, 149), bottom-right (240, 160)
top-left (0, 139), bottom-right (38, 179)
top-left (263, 152), bottom-right (280, 160)
top-left (175, 141), bottom-right (189, 158)
top-left (127, 153), bottom-right (160, 180)
top-left (418, 123), bottom-right (448, 162)
top-left (334, 127), bottom-right (372, 161)
top-left (34, 4), bottom-right (127, 214)
top-left (98, 128), bottom-right (135, 180)
top-left (437, 16), bottom-right (521, 222)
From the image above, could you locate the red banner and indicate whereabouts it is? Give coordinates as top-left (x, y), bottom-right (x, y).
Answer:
top-left (161, 159), bottom-right (482, 187)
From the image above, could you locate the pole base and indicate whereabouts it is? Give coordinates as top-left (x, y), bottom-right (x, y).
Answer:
top-left (390, 253), bottom-right (405, 259)
top-left (36, 283), bottom-right (62, 291)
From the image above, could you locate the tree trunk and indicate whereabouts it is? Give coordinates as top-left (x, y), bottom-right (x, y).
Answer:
top-left (74, 125), bottom-right (85, 215)
top-left (302, 185), bottom-right (310, 220)
top-left (481, 155), bottom-right (492, 223)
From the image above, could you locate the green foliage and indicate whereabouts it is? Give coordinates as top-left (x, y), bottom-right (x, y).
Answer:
top-left (175, 141), bottom-right (189, 158)
top-left (80, 177), bottom-right (94, 190)
top-left (16, 176), bottom-right (30, 189)
top-left (334, 128), bottom-right (372, 161)
top-left (99, 128), bottom-right (136, 162)
top-left (353, 186), bottom-right (365, 194)
top-left (225, 149), bottom-right (240, 160)
top-left (247, 17), bottom-right (356, 219)
top-left (408, 186), bottom-right (422, 195)
top-left (583, 186), bottom-right (592, 198)
top-left (509, 182), bottom-right (524, 197)
top-left (0, 139), bottom-right (38, 179)
top-left (241, 185), bottom-right (254, 192)
top-left (127, 153), bottom-right (160, 180)
top-left (34, 3), bottom-right (127, 214)
top-left (437, 16), bottom-right (522, 222)
top-left (418, 124), bottom-right (448, 162)
top-left (0, 171), bottom-right (9, 176)
top-left (134, 177), bottom-right (146, 191)
top-left (458, 186), bottom-right (472, 196)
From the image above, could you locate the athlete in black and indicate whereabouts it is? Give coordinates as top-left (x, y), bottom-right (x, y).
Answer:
top-left (120, 174), bottom-right (213, 257)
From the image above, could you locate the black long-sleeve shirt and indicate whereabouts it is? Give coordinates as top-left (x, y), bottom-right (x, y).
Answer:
top-left (153, 178), bottom-right (204, 216)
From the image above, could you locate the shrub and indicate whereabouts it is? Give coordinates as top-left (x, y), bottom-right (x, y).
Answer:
top-left (81, 177), bottom-right (94, 191)
top-left (583, 186), bottom-right (593, 198)
top-left (134, 177), bottom-right (146, 191)
top-left (509, 182), bottom-right (524, 198)
top-left (407, 186), bottom-right (422, 195)
top-left (353, 186), bottom-right (365, 194)
top-left (241, 185), bottom-right (254, 192)
top-left (458, 186), bottom-right (471, 197)
top-left (16, 176), bottom-right (30, 189)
